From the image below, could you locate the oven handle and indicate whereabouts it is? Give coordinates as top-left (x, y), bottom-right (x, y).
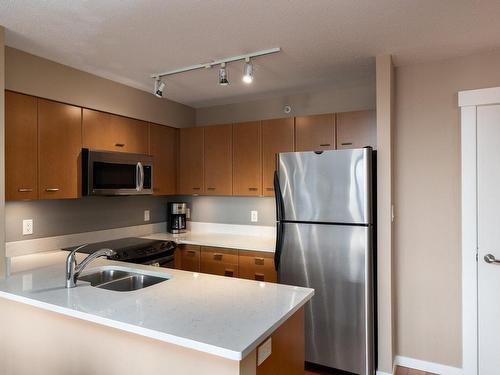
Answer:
top-left (136, 162), bottom-right (144, 191)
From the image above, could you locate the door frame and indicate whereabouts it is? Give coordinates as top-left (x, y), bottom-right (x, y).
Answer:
top-left (459, 86), bottom-right (500, 375)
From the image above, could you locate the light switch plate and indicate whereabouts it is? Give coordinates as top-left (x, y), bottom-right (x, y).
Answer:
top-left (251, 210), bottom-right (258, 222)
top-left (22, 219), bottom-right (33, 235)
top-left (144, 210), bottom-right (150, 222)
top-left (257, 337), bottom-right (272, 366)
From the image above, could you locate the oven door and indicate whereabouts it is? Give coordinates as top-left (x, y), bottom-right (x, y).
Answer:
top-left (83, 148), bottom-right (153, 196)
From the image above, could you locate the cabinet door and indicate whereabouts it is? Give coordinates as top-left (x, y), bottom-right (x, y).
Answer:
top-left (238, 250), bottom-right (277, 282)
top-left (177, 245), bottom-right (201, 272)
top-left (178, 127), bottom-right (204, 194)
top-left (200, 247), bottom-right (238, 277)
top-left (262, 118), bottom-right (294, 197)
top-left (204, 124), bottom-right (232, 195)
top-left (38, 99), bottom-right (82, 199)
top-left (150, 124), bottom-right (177, 195)
top-left (295, 113), bottom-right (335, 151)
top-left (233, 121), bottom-right (262, 196)
top-left (336, 110), bottom-right (376, 149)
top-left (5, 91), bottom-right (38, 200)
top-left (82, 109), bottom-right (148, 154)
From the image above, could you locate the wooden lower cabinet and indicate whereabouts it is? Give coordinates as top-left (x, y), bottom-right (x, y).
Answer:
top-left (201, 247), bottom-right (238, 277)
top-left (238, 250), bottom-right (277, 282)
top-left (176, 245), bottom-right (201, 272)
top-left (176, 245), bottom-right (277, 283)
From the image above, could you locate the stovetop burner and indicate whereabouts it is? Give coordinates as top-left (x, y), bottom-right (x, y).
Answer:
top-left (63, 237), bottom-right (176, 263)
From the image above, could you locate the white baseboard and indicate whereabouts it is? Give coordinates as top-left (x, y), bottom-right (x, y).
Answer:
top-left (395, 355), bottom-right (463, 375)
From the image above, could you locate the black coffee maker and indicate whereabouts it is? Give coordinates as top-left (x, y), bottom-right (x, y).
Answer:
top-left (167, 202), bottom-right (187, 234)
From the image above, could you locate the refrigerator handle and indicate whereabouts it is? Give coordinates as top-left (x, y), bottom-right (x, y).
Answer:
top-left (274, 171), bottom-right (285, 270)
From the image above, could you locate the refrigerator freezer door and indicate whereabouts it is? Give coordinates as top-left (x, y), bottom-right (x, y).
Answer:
top-left (278, 222), bottom-right (374, 375)
top-left (277, 149), bottom-right (372, 224)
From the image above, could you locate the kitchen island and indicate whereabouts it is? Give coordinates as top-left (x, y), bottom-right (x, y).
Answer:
top-left (0, 254), bottom-right (313, 375)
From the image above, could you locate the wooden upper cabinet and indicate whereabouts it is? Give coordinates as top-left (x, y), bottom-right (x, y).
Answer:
top-left (149, 124), bottom-right (177, 196)
top-left (295, 113), bottom-right (335, 151)
top-left (178, 127), bottom-right (204, 194)
top-left (5, 91), bottom-right (38, 201)
top-left (204, 124), bottom-right (232, 196)
top-left (82, 109), bottom-right (149, 154)
top-left (262, 118), bottom-right (294, 196)
top-left (336, 110), bottom-right (376, 149)
top-left (233, 121), bottom-right (262, 196)
top-left (38, 99), bottom-right (82, 199)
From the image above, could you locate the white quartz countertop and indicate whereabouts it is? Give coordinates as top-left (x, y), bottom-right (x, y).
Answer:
top-left (143, 231), bottom-right (276, 253)
top-left (0, 254), bottom-right (313, 360)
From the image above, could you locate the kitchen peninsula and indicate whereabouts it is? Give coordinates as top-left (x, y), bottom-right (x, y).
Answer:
top-left (0, 254), bottom-right (313, 375)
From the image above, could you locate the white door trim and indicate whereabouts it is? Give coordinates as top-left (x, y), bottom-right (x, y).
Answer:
top-left (459, 87), bottom-right (500, 375)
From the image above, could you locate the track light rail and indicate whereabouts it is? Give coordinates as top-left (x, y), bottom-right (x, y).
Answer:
top-left (151, 47), bottom-right (280, 79)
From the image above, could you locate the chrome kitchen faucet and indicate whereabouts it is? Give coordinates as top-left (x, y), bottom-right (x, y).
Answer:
top-left (65, 244), bottom-right (116, 288)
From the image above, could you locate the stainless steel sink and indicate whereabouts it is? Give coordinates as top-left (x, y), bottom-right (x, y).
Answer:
top-left (79, 268), bottom-right (169, 291)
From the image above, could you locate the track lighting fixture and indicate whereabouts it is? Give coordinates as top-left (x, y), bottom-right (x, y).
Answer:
top-left (242, 58), bottom-right (253, 84)
top-left (150, 47), bottom-right (280, 96)
top-left (154, 77), bottom-right (165, 98)
top-left (218, 63), bottom-right (229, 86)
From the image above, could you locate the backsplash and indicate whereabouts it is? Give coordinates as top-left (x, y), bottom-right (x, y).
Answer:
top-left (5, 196), bottom-right (169, 242)
top-left (171, 196), bottom-right (276, 226)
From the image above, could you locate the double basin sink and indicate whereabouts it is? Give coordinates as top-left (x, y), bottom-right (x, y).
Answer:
top-left (79, 267), bottom-right (169, 292)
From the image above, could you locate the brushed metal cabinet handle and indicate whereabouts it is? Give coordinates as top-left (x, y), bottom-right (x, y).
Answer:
top-left (18, 188), bottom-right (33, 192)
top-left (254, 273), bottom-right (265, 281)
top-left (248, 187), bottom-right (258, 191)
top-left (319, 143), bottom-right (331, 147)
top-left (207, 187), bottom-right (216, 190)
top-left (186, 250), bottom-right (197, 256)
top-left (213, 253), bottom-right (223, 261)
top-left (45, 188), bottom-right (59, 192)
top-left (254, 257), bottom-right (265, 266)
top-left (265, 187), bottom-right (274, 191)
top-left (224, 269), bottom-right (234, 277)
top-left (115, 143), bottom-right (125, 147)
top-left (192, 187), bottom-right (201, 190)
top-left (485, 254), bottom-right (500, 264)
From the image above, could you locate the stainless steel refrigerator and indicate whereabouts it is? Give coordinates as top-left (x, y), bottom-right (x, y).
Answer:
top-left (274, 148), bottom-right (374, 375)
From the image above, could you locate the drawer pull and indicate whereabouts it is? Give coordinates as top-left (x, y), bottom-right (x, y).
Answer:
top-left (115, 143), bottom-right (125, 147)
top-left (248, 187), bottom-right (258, 191)
top-left (207, 187), bottom-right (216, 190)
top-left (341, 142), bottom-right (353, 146)
top-left (213, 253), bottom-right (223, 261)
top-left (192, 187), bottom-right (201, 190)
top-left (18, 188), bottom-right (33, 193)
top-left (254, 257), bottom-right (265, 266)
top-left (45, 188), bottom-right (59, 192)
top-left (254, 273), bottom-right (265, 281)
top-left (224, 269), bottom-right (234, 277)
top-left (319, 143), bottom-right (331, 147)
top-left (265, 187), bottom-right (274, 191)
top-left (186, 250), bottom-right (197, 256)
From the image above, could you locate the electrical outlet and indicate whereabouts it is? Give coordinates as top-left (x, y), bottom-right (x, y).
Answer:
top-left (22, 219), bottom-right (33, 235)
top-left (251, 210), bottom-right (258, 223)
top-left (144, 210), bottom-right (150, 222)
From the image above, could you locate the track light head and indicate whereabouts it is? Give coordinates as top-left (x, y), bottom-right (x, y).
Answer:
top-left (242, 58), bottom-right (253, 84)
top-left (218, 63), bottom-right (229, 86)
top-left (154, 78), bottom-right (166, 98)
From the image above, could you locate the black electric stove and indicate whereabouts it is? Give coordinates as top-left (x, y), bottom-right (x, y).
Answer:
top-left (63, 237), bottom-right (177, 268)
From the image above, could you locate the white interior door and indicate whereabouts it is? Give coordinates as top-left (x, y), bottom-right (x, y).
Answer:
top-left (477, 104), bottom-right (500, 375)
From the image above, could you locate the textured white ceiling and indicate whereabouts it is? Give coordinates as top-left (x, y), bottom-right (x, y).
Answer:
top-left (1, 0), bottom-right (500, 107)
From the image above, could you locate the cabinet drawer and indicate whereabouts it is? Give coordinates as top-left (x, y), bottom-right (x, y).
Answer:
top-left (238, 251), bottom-right (277, 282)
top-left (201, 247), bottom-right (239, 277)
top-left (178, 245), bottom-right (201, 272)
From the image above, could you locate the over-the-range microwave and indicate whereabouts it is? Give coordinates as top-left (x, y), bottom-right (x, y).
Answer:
top-left (82, 148), bottom-right (153, 196)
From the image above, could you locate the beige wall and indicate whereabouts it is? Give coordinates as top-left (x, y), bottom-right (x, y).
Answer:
top-left (394, 49), bottom-right (500, 367)
top-left (5, 47), bottom-right (195, 128)
top-left (195, 76), bottom-right (375, 125)
top-left (376, 55), bottom-right (394, 374)
top-left (0, 27), bottom-right (5, 278)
